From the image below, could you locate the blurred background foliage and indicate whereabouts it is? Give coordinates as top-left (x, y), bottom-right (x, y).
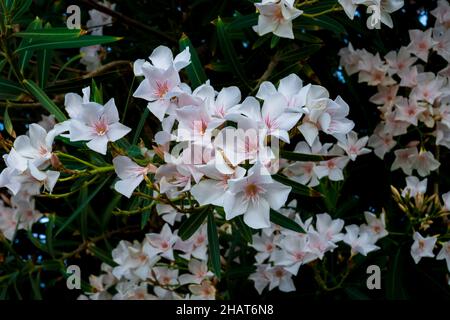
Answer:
top-left (0, 0), bottom-right (449, 300)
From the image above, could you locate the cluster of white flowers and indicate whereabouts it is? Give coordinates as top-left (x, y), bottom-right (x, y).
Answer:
top-left (249, 200), bottom-right (388, 294)
top-left (80, 1), bottom-right (116, 71)
top-left (79, 223), bottom-right (217, 300)
top-left (339, 0), bottom-right (450, 279)
top-left (252, 0), bottom-right (405, 40)
top-left (124, 44), bottom-right (370, 230)
top-left (398, 176), bottom-right (450, 275)
top-left (0, 116), bottom-right (62, 239)
top-left (338, 0), bottom-right (404, 29)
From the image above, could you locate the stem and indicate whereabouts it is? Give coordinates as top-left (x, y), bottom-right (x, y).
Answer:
top-left (296, 0), bottom-right (318, 7)
top-left (54, 151), bottom-right (98, 169)
top-left (302, 6), bottom-right (342, 18)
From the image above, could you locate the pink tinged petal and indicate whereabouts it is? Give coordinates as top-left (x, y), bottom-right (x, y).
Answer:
top-left (45, 170), bottom-right (60, 193)
top-left (79, 102), bottom-right (104, 124)
top-left (13, 136), bottom-right (35, 159)
top-left (278, 74), bottom-right (303, 98)
top-left (106, 122), bottom-right (131, 142)
top-left (216, 86), bottom-right (241, 108)
top-left (147, 100), bottom-right (171, 121)
top-left (46, 122), bottom-right (70, 147)
top-left (273, 20), bottom-right (294, 39)
top-left (69, 120), bottom-right (96, 141)
top-left (0, 168), bottom-right (21, 195)
top-left (133, 59), bottom-right (146, 76)
top-left (244, 198), bottom-right (271, 229)
top-left (64, 93), bottom-right (83, 119)
top-left (149, 45), bottom-right (174, 70)
top-left (114, 176), bottom-right (144, 198)
top-left (103, 98), bottom-right (120, 124)
top-left (112, 156), bottom-right (142, 179)
top-left (239, 96), bottom-right (262, 121)
top-left (223, 191), bottom-right (247, 220)
top-left (265, 182), bottom-right (291, 210)
top-left (277, 112), bottom-right (302, 131)
top-left (133, 79), bottom-right (155, 101)
top-left (262, 94), bottom-right (287, 120)
top-left (254, 15), bottom-right (276, 36)
top-left (86, 135), bottom-right (109, 154)
top-left (29, 162), bottom-right (47, 181)
top-left (298, 122), bottom-right (319, 146)
top-left (191, 180), bottom-right (225, 206)
top-left (29, 123), bottom-right (48, 150)
top-left (173, 47), bottom-right (191, 71)
top-left (256, 81), bottom-right (278, 101)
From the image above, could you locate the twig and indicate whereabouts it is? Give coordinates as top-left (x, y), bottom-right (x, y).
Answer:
top-left (76, 0), bottom-right (178, 44)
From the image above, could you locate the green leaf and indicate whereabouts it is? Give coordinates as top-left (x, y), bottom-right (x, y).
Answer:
top-left (53, 53), bottom-right (82, 83)
top-left (37, 23), bottom-right (53, 88)
top-left (55, 176), bottom-right (111, 236)
top-left (29, 273), bottom-right (42, 300)
top-left (179, 33), bottom-right (207, 89)
top-left (18, 17), bottom-right (43, 73)
top-left (101, 193), bottom-right (122, 230)
top-left (272, 174), bottom-right (321, 197)
top-left (280, 150), bottom-right (329, 162)
top-left (207, 211), bottom-right (221, 279)
top-left (0, 78), bottom-right (26, 100)
top-left (22, 79), bottom-right (67, 122)
top-left (216, 17), bottom-right (251, 89)
top-left (0, 58), bottom-right (6, 72)
top-left (11, 0), bottom-right (32, 22)
top-left (127, 145), bottom-right (141, 158)
top-left (386, 245), bottom-right (408, 299)
top-left (270, 209), bottom-right (305, 233)
top-left (15, 35), bottom-right (123, 53)
top-left (3, 107), bottom-right (15, 138)
top-left (132, 108), bottom-right (149, 145)
top-left (14, 28), bottom-right (83, 40)
top-left (227, 13), bottom-right (258, 31)
top-left (91, 79), bottom-right (103, 104)
top-left (270, 35), bottom-right (280, 49)
top-left (233, 215), bottom-right (253, 244)
top-left (178, 207), bottom-right (209, 241)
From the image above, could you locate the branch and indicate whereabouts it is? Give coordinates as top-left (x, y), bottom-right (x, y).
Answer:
top-left (76, 0), bottom-right (178, 44)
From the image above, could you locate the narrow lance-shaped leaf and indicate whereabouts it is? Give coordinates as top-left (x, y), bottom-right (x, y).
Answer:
top-left (179, 33), bottom-right (207, 89)
top-left (272, 174), bottom-right (322, 197)
top-left (37, 23), bottom-right (54, 88)
top-left (0, 79), bottom-right (26, 100)
top-left (91, 79), bottom-right (103, 104)
top-left (15, 35), bottom-right (123, 53)
top-left (215, 17), bottom-right (251, 89)
top-left (11, 0), bottom-right (32, 23)
top-left (18, 17), bottom-right (42, 73)
top-left (270, 209), bottom-right (306, 233)
top-left (280, 150), bottom-right (331, 162)
top-left (233, 215), bottom-right (253, 244)
top-left (14, 27), bottom-right (84, 40)
top-left (207, 211), bottom-right (221, 279)
top-left (55, 176), bottom-right (111, 236)
top-left (178, 206), bottom-right (209, 241)
top-left (3, 107), bottom-right (16, 138)
top-left (22, 79), bottom-right (67, 122)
